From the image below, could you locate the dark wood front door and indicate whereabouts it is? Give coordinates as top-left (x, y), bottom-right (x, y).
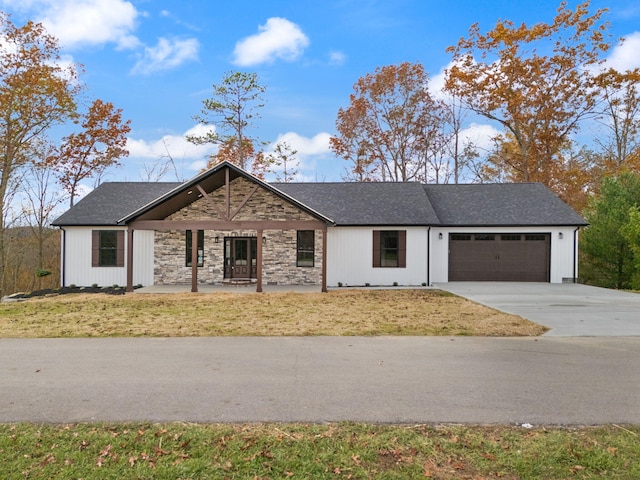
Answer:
top-left (224, 237), bottom-right (257, 279)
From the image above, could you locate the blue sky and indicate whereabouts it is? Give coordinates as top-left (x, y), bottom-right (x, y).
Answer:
top-left (2, 0), bottom-right (640, 186)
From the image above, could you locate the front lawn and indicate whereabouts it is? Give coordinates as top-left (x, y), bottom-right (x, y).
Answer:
top-left (0, 289), bottom-right (546, 337)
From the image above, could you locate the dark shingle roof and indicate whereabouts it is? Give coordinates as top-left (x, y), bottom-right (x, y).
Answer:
top-left (52, 182), bottom-right (181, 226)
top-left (423, 183), bottom-right (587, 226)
top-left (51, 177), bottom-right (586, 228)
top-left (274, 182), bottom-right (439, 225)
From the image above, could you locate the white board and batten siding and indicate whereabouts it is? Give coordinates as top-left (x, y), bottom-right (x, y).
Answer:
top-left (326, 226), bottom-right (429, 287)
top-left (61, 227), bottom-right (155, 287)
top-left (430, 226), bottom-right (579, 284)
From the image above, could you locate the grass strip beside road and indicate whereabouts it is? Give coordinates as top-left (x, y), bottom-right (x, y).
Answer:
top-left (0, 289), bottom-right (546, 337)
top-left (1, 422), bottom-right (638, 479)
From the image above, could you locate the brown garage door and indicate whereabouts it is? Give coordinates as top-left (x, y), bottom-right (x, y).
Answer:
top-left (448, 233), bottom-right (550, 282)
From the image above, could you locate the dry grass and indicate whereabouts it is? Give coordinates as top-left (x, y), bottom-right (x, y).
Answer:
top-left (0, 289), bottom-right (547, 338)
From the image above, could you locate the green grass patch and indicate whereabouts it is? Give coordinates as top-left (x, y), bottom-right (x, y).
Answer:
top-left (1, 423), bottom-right (638, 479)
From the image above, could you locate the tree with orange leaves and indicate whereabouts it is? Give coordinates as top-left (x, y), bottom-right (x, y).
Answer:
top-left (445, 1), bottom-right (613, 201)
top-left (52, 99), bottom-right (131, 207)
top-left (0, 13), bottom-right (80, 295)
top-left (331, 62), bottom-right (447, 182)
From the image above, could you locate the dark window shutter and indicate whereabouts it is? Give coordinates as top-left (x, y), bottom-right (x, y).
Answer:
top-left (92, 231), bottom-right (100, 267)
top-left (398, 230), bottom-right (406, 268)
top-left (116, 231), bottom-right (125, 267)
top-left (372, 231), bottom-right (381, 267)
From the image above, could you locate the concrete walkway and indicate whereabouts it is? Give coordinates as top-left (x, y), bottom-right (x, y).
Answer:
top-left (437, 282), bottom-right (640, 336)
top-left (2, 336), bottom-right (639, 425)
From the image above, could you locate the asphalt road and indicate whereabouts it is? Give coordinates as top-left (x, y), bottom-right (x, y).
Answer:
top-left (2, 336), bottom-right (639, 425)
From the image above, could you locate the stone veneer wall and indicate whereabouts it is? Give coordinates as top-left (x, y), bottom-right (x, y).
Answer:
top-left (262, 229), bottom-right (322, 285)
top-left (153, 177), bottom-right (323, 285)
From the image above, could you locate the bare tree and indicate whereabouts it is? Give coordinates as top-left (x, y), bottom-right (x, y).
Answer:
top-left (268, 142), bottom-right (299, 183)
top-left (22, 148), bottom-right (65, 289)
top-left (141, 139), bottom-right (183, 182)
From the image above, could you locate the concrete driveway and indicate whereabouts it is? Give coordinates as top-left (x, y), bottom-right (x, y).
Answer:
top-left (437, 282), bottom-right (640, 336)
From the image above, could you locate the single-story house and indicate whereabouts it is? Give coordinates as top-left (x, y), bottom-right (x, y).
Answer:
top-left (52, 161), bottom-right (588, 292)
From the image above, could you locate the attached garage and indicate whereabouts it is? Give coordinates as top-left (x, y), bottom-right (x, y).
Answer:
top-left (448, 233), bottom-right (550, 282)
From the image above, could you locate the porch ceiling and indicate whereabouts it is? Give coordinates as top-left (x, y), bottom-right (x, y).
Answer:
top-left (127, 167), bottom-right (243, 222)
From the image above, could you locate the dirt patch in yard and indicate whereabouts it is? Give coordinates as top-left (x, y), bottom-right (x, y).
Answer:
top-left (0, 289), bottom-right (547, 337)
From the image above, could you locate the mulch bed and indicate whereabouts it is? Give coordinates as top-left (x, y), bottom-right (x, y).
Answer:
top-left (4, 285), bottom-right (127, 300)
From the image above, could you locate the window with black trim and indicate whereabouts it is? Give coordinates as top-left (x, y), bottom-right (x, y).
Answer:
top-left (186, 230), bottom-right (204, 267)
top-left (92, 230), bottom-right (125, 267)
top-left (373, 230), bottom-right (406, 268)
top-left (296, 230), bottom-right (315, 267)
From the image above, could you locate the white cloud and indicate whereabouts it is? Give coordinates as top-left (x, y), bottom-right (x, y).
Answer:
top-left (429, 61), bottom-right (451, 100)
top-left (20, 0), bottom-right (141, 50)
top-left (269, 132), bottom-right (331, 157)
top-left (233, 17), bottom-right (309, 66)
top-left (3, 0), bottom-right (199, 74)
top-left (328, 50), bottom-right (346, 66)
top-left (603, 32), bottom-right (640, 71)
top-left (131, 36), bottom-right (199, 75)
top-left (265, 132), bottom-right (332, 181)
top-left (126, 124), bottom-right (216, 173)
top-left (459, 123), bottom-right (501, 152)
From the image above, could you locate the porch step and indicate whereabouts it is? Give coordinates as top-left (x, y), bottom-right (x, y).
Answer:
top-left (222, 279), bottom-right (257, 286)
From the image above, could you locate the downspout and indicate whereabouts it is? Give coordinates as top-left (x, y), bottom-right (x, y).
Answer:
top-left (60, 228), bottom-right (66, 287)
top-left (573, 226), bottom-right (580, 283)
top-left (427, 226), bottom-right (431, 286)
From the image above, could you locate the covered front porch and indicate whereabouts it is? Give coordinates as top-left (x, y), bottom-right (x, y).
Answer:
top-left (125, 224), bottom-right (328, 293)
top-left (120, 162), bottom-right (332, 294)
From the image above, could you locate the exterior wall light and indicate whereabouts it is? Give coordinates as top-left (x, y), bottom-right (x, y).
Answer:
top-left (559, 232), bottom-right (563, 239)
top-left (439, 232), bottom-right (443, 239)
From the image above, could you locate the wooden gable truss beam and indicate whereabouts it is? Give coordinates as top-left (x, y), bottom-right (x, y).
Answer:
top-left (196, 184), bottom-right (227, 220)
top-left (230, 184), bottom-right (259, 221)
top-left (126, 165), bottom-right (329, 294)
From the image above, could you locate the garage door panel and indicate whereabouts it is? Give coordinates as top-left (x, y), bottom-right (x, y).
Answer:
top-left (449, 233), bottom-right (550, 282)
